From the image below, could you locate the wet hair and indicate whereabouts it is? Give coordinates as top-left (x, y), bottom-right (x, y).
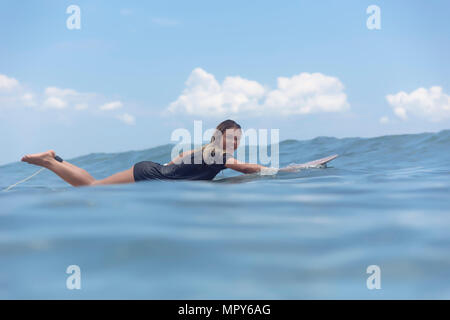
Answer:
top-left (210, 119), bottom-right (242, 144)
top-left (202, 120), bottom-right (241, 163)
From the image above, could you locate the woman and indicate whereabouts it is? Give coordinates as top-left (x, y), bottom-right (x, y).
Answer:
top-left (21, 120), bottom-right (272, 187)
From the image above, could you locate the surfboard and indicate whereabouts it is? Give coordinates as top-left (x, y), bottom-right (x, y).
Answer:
top-left (285, 154), bottom-right (338, 170)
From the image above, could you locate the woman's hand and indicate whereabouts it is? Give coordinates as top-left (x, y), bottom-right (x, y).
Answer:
top-left (225, 156), bottom-right (274, 174)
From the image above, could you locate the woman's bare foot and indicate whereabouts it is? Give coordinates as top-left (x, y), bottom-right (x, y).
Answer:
top-left (21, 150), bottom-right (56, 167)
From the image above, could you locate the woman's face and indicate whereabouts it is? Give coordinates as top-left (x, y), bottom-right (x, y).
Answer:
top-left (222, 128), bottom-right (241, 152)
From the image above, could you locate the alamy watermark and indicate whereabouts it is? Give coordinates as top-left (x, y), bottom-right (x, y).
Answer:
top-left (366, 265), bottom-right (381, 290)
top-left (66, 5), bottom-right (81, 30)
top-left (366, 5), bottom-right (381, 30)
top-left (66, 265), bottom-right (82, 290)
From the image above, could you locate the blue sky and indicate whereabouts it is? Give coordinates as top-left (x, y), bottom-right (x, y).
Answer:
top-left (0, 0), bottom-right (449, 164)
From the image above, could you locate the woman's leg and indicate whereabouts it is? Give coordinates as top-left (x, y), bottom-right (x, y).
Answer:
top-left (21, 150), bottom-right (135, 187)
top-left (91, 168), bottom-right (135, 185)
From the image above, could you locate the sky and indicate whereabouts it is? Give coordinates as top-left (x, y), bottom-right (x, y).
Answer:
top-left (0, 0), bottom-right (449, 165)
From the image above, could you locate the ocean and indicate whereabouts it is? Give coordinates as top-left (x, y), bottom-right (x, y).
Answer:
top-left (1, 130), bottom-right (449, 299)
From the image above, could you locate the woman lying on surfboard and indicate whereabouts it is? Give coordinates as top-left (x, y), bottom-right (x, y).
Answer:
top-left (21, 120), bottom-right (281, 187)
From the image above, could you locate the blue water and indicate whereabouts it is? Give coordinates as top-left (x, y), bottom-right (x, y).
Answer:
top-left (1, 130), bottom-right (449, 299)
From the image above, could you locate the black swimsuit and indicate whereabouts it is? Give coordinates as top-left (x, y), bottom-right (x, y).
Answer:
top-left (133, 150), bottom-right (232, 181)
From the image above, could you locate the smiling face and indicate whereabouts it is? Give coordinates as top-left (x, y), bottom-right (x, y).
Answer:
top-left (221, 128), bottom-right (242, 153)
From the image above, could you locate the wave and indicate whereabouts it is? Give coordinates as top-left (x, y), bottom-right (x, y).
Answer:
top-left (1, 130), bottom-right (449, 188)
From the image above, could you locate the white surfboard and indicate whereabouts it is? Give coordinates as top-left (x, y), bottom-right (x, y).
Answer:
top-left (284, 154), bottom-right (338, 170)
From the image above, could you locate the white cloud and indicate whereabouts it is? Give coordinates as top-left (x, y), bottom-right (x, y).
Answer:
top-left (0, 74), bottom-right (134, 126)
top-left (167, 68), bottom-right (349, 116)
top-left (45, 87), bottom-right (78, 97)
top-left (74, 103), bottom-right (88, 110)
top-left (386, 86), bottom-right (450, 122)
top-left (43, 96), bottom-right (67, 109)
top-left (100, 101), bottom-right (123, 111)
top-left (21, 93), bottom-right (36, 107)
top-left (393, 107), bottom-right (407, 120)
top-left (0, 74), bottom-right (19, 91)
top-left (379, 116), bottom-right (390, 124)
top-left (169, 68), bottom-right (265, 115)
top-left (116, 113), bottom-right (135, 125)
top-left (265, 72), bottom-right (349, 115)
top-left (42, 86), bottom-right (81, 109)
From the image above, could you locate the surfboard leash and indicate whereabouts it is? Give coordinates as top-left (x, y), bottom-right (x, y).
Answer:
top-left (2, 155), bottom-right (64, 192)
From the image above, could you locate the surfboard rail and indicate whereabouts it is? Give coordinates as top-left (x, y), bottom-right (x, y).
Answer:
top-left (282, 154), bottom-right (338, 171)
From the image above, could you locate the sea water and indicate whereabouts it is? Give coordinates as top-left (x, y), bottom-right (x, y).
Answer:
top-left (0, 130), bottom-right (449, 299)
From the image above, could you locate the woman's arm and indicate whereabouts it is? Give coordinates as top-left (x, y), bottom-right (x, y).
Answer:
top-left (165, 150), bottom-right (195, 166)
top-left (225, 156), bottom-right (274, 174)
